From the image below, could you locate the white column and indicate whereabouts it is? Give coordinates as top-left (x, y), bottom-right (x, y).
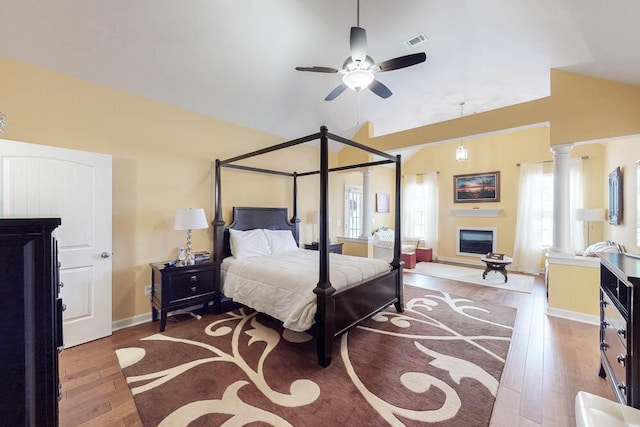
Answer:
top-left (360, 170), bottom-right (372, 238)
top-left (550, 144), bottom-right (574, 256)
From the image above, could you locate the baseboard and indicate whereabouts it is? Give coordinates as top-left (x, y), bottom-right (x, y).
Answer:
top-left (112, 312), bottom-right (153, 331)
top-left (111, 302), bottom-right (217, 332)
top-left (545, 306), bottom-right (599, 325)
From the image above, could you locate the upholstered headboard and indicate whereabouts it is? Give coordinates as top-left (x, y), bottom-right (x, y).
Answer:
top-left (222, 207), bottom-right (299, 258)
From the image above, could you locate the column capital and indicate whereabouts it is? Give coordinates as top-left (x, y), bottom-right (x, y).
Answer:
top-left (550, 143), bottom-right (574, 156)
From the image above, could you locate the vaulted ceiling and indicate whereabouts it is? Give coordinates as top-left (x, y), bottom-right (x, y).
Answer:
top-left (1, 0), bottom-right (639, 141)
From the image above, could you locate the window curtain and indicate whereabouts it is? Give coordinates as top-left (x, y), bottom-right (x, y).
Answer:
top-left (402, 174), bottom-right (418, 237)
top-left (512, 162), bottom-right (544, 274)
top-left (569, 157), bottom-right (585, 253)
top-left (403, 173), bottom-right (438, 255)
top-left (422, 172), bottom-right (439, 256)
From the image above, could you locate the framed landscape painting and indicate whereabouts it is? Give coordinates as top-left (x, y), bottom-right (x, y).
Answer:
top-left (454, 171), bottom-right (500, 203)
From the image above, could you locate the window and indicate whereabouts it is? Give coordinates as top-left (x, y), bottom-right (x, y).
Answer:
top-left (344, 185), bottom-right (362, 237)
top-left (541, 173), bottom-right (554, 247)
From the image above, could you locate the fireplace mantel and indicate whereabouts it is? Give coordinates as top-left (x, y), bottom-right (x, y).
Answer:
top-left (451, 208), bottom-right (501, 217)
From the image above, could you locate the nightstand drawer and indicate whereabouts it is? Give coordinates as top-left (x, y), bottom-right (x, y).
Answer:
top-left (167, 269), bottom-right (215, 304)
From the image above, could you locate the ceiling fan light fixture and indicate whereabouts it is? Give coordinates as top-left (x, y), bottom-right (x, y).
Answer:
top-left (342, 69), bottom-right (374, 92)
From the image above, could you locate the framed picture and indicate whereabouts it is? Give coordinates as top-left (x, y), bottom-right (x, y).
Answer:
top-left (453, 171), bottom-right (500, 203)
top-left (609, 166), bottom-right (623, 225)
top-left (376, 193), bottom-right (390, 213)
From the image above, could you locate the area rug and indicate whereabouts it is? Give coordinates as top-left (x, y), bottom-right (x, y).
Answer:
top-left (407, 262), bottom-right (535, 294)
top-left (116, 285), bottom-right (516, 426)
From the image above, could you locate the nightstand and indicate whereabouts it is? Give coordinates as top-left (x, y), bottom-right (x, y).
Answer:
top-left (149, 260), bottom-right (220, 332)
top-left (304, 242), bottom-right (344, 254)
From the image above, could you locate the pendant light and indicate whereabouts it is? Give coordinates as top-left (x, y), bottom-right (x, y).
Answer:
top-left (455, 102), bottom-right (468, 162)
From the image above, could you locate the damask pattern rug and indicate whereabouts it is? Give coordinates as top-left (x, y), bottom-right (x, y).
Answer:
top-left (116, 285), bottom-right (517, 426)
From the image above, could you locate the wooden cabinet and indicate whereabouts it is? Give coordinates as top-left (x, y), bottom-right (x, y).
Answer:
top-left (150, 260), bottom-right (220, 332)
top-left (0, 218), bottom-right (63, 426)
top-left (304, 242), bottom-right (343, 254)
top-left (598, 252), bottom-right (640, 407)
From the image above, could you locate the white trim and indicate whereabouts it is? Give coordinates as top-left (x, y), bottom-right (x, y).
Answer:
top-left (547, 253), bottom-right (600, 268)
top-left (111, 304), bottom-right (212, 332)
top-left (337, 235), bottom-right (372, 243)
top-left (452, 208), bottom-right (501, 217)
top-left (112, 312), bottom-right (152, 331)
top-left (456, 226), bottom-right (497, 257)
top-left (545, 306), bottom-right (599, 325)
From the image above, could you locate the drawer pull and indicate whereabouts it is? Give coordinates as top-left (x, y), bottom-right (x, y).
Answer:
top-left (62, 303), bottom-right (67, 312)
top-left (601, 320), bottom-right (609, 329)
top-left (601, 299), bottom-right (608, 308)
top-left (618, 328), bottom-right (627, 339)
top-left (618, 354), bottom-right (627, 367)
top-left (59, 281), bottom-right (64, 288)
top-left (57, 261), bottom-right (62, 268)
top-left (190, 276), bottom-right (197, 283)
top-left (600, 340), bottom-right (609, 350)
top-left (191, 286), bottom-right (197, 292)
top-left (618, 382), bottom-right (627, 392)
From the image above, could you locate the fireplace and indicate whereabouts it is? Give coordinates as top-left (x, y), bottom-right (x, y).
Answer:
top-left (457, 227), bottom-right (497, 257)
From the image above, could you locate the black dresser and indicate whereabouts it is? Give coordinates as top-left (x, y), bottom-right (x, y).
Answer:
top-left (0, 218), bottom-right (63, 426)
top-left (598, 252), bottom-right (640, 407)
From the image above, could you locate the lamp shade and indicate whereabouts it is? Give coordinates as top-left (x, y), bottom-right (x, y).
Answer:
top-left (343, 69), bottom-right (374, 91)
top-left (174, 208), bottom-right (208, 230)
top-left (575, 208), bottom-right (606, 222)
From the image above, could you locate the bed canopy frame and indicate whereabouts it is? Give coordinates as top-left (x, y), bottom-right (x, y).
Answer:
top-left (213, 126), bottom-right (404, 367)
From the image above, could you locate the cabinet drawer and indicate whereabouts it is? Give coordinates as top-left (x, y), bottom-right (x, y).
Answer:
top-left (602, 322), bottom-right (629, 402)
top-left (167, 269), bottom-right (215, 303)
top-left (602, 292), bottom-right (627, 347)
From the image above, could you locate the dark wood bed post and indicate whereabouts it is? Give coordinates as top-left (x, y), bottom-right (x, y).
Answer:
top-left (291, 172), bottom-right (301, 244)
top-left (393, 154), bottom-right (404, 312)
top-left (313, 125), bottom-right (336, 367)
top-left (212, 159), bottom-right (225, 312)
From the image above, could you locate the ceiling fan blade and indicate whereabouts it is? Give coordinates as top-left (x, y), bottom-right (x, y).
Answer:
top-left (376, 52), bottom-right (426, 72)
top-left (295, 66), bottom-right (339, 73)
top-left (325, 84), bottom-right (348, 101)
top-left (369, 79), bottom-right (392, 99)
top-left (350, 26), bottom-right (367, 62)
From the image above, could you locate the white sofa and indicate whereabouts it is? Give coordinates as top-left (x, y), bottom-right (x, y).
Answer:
top-left (575, 391), bottom-right (640, 426)
top-left (372, 227), bottom-right (419, 262)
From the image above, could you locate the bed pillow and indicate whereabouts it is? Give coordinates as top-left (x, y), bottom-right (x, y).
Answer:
top-left (229, 228), bottom-right (271, 259)
top-left (263, 229), bottom-right (299, 254)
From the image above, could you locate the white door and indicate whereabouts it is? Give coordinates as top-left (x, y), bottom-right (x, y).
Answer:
top-left (0, 138), bottom-right (112, 347)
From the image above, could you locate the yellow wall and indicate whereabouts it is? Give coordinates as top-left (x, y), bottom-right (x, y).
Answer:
top-left (400, 126), bottom-right (606, 262)
top-left (547, 260), bottom-right (600, 317)
top-left (604, 136), bottom-right (640, 253)
top-left (0, 58), bottom-right (329, 322)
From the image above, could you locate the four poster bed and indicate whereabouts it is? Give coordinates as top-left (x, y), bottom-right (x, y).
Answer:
top-left (212, 126), bottom-right (404, 367)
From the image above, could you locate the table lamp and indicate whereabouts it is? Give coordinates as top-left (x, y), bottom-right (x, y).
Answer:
top-left (174, 208), bottom-right (208, 265)
top-left (575, 208), bottom-right (606, 248)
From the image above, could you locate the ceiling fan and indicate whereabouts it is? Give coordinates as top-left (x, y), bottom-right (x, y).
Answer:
top-left (295, 0), bottom-right (426, 101)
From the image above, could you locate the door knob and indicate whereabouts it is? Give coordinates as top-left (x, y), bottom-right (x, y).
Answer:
top-left (101, 252), bottom-right (111, 258)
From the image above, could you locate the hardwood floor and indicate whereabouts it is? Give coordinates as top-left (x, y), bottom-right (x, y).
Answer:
top-left (59, 270), bottom-right (614, 426)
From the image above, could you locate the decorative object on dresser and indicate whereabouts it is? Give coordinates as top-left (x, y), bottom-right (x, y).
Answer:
top-left (174, 208), bottom-right (209, 265)
top-left (304, 241), bottom-right (343, 254)
top-left (453, 171), bottom-right (500, 203)
top-left (0, 218), bottom-right (63, 426)
top-left (598, 252), bottom-right (640, 407)
top-left (149, 259), bottom-right (219, 332)
top-left (608, 166), bottom-right (623, 225)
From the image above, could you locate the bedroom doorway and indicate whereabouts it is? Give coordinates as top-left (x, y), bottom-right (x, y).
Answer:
top-left (0, 138), bottom-right (112, 347)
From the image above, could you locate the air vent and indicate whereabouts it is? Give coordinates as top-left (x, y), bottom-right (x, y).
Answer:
top-left (404, 33), bottom-right (427, 48)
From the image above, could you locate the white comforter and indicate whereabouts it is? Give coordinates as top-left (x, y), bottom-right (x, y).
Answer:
top-left (221, 249), bottom-right (392, 331)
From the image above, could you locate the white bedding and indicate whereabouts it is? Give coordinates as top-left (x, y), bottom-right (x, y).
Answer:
top-left (221, 249), bottom-right (392, 331)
